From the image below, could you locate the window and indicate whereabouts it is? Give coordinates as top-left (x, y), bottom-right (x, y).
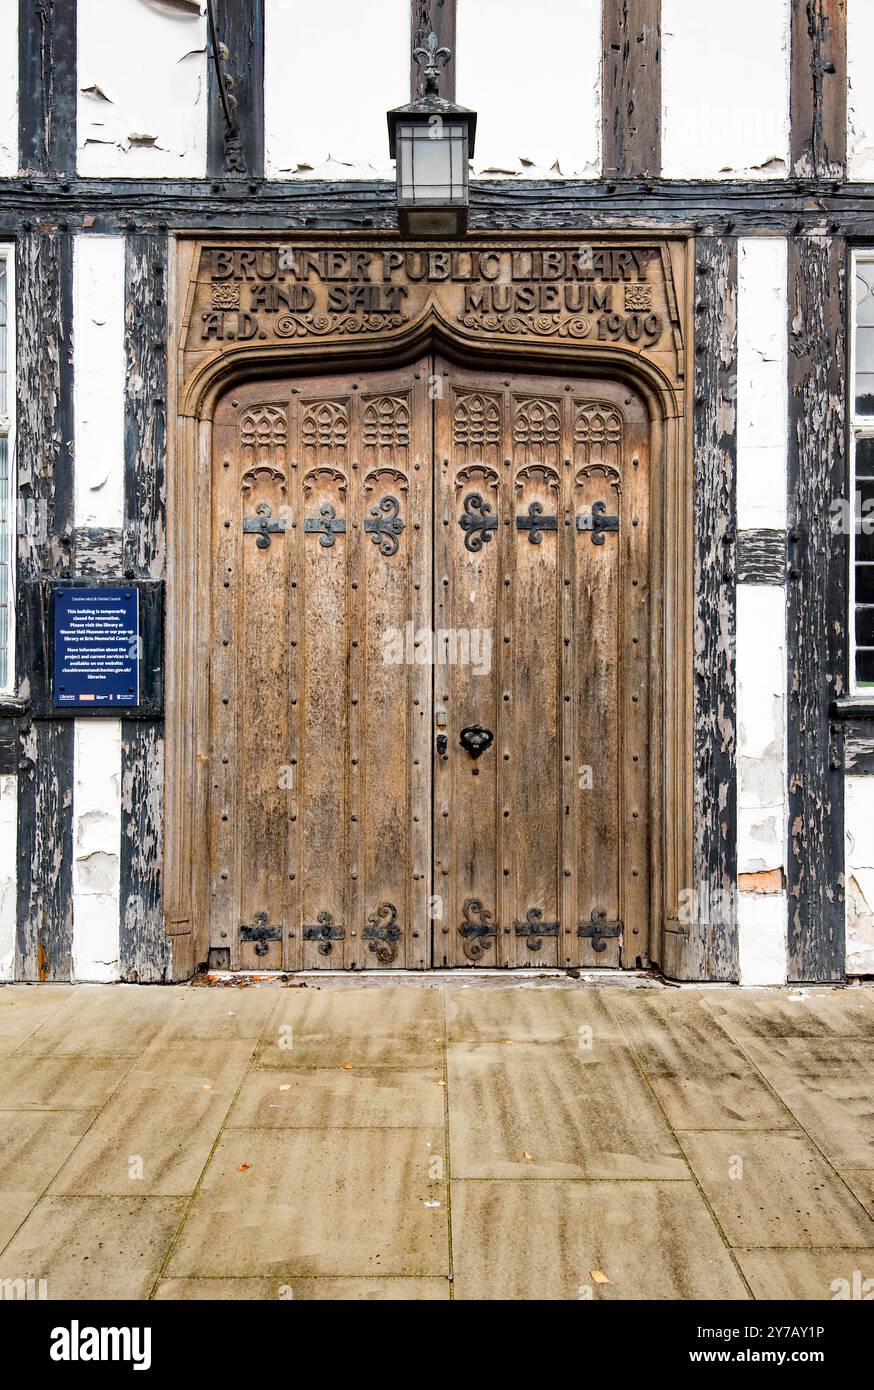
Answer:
top-left (0, 247), bottom-right (13, 693)
top-left (851, 253), bottom-right (874, 691)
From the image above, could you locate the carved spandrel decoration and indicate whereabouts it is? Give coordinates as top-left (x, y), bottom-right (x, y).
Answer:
top-left (184, 240), bottom-right (686, 388)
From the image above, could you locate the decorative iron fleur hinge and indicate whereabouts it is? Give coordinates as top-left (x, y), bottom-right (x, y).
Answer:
top-left (514, 907), bottom-right (560, 951)
top-left (577, 908), bottom-right (622, 952)
top-left (243, 501), bottom-right (286, 549)
top-left (304, 502), bottom-right (346, 547)
top-left (458, 898), bottom-right (497, 961)
top-left (364, 495), bottom-right (405, 556)
top-left (363, 902), bottom-right (402, 964)
top-left (576, 500), bottom-right (619, 544)
top-left (303, 911), bottom-right (345, 956)
top-left (240, 911), bottom-right (282, 956)
top-left (516, 501), bottom-right (558, 544)
top-left (459, 492), bottom-right (498, 552)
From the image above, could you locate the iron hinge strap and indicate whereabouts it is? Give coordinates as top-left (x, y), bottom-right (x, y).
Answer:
top-left (516, 502), bottom-right (558, 544)
top-left (577, 910), bottom-right (623, 951)
top-left (576, 500), bottom-right (619, 543)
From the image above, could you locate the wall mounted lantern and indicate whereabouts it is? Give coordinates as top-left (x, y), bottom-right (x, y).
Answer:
top-left (387, 31), bottom-right (477, 236)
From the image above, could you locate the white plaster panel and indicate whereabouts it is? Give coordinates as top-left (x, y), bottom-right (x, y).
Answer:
top-left (738, 890), bottom-right (788, 986)
top-left (848, 3), bottom-right (874, 181)
top-left (72, 720), bottom-right (121, 983)
top-left (737, 238), bottom-right (788, 531)
top-left (0, 773), bottom-right (16, 981)
top-left (457, 0), bottom-right (601, 177)
top-left (662, 0), bottom-right (790, 180)
top-left (77, 0), bottom-right (207, 178)
top-left (845, 776), bottom-right (874, 976)
top-left (73, 236), bottom-right (126, 528)
top-left (265, 0), bottom-right (408, 178)
top-left (0, 0), bottom-right (18, 177)
top-left (736, 584), bottom-right (786, 875)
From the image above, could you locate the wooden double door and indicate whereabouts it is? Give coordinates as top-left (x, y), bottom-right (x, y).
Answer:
top-left (208, 356), bottom-right (651, 970)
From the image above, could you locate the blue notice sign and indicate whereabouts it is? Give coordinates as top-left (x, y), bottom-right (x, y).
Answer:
top-left (54, 587), bottom-right (140, 707)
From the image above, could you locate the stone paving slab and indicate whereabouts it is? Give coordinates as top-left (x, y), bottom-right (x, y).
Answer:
top-left (0, 980), bottom-right (872, 1300)
top-left (0, 1196), bottom-right (185, 1299)
top-left (153, 1275), bottom-right (451, 1299)
top-left (740, 1036), bottom-right (874, 1169)
top-left (0, 986), bottom-right (78, 1054)
top-left (733, 1248), bottom-right (874, 1301)
top-left (447, 1040), bottom-right (686, 1180)
top-left (607, 989), bottom-right (796, 1130)
top-left (167, 1126), bottom-right (448, 1278)
top-left (676, 1130), bottom-right (874, 1247)
top-left (0, 1053), bottom-right (132, 1110)
top-left (225, 1065), bottom-right (446, 1130)
top-left (451, 1179), bottom-right (749, 1300)
top-left (254, 987), bottom-right (443, 1070)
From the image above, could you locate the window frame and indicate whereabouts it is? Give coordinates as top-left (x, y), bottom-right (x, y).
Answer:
top-left (0, 243), bottom-right (15, 697)
top-left (850, 248), bottom-right (874, 694)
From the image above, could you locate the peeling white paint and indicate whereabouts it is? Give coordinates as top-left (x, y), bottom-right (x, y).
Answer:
top-left (738, 890), bottom-right (788, 986)
top-left (77, 0), bottom-right (207, 178)
top-left (737, 585), bottom-right (786, 877)
top-left (0, 773), bottom-right (16, 981)
top-left (457, 0), bottom-right (601, 178)
top-left (0, 0), bottom-right (17, 177)
top-left (662, 0), bottom-right (790, 180)
top-left (265, 0), bottom-right (408, 179)
top-left (848, 4), bottom-right (874, 181)
top-left (73, 236), bottom-right (126, 528)
top-left (845, 777), bottom-right (874, 976)
top-left (737, 238), bottom-right (788, 530)
top-left (72, 720), bottom-right (122, 983)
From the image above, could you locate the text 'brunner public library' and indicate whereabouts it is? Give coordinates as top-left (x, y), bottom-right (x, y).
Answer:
top-left (1, 0), bottom-right (873, 988)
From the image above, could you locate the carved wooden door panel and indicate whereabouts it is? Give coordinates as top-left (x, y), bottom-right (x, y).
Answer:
top-left (209, 364), bottom-right (432, 970)
top-left (433, 359), bottom-right (651, 968)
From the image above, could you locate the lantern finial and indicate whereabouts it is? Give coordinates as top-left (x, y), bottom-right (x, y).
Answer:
top-left (413, 31), bottom-right (451, 98)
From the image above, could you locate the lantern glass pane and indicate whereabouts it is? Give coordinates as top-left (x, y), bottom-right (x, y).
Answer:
top-left (396, 119), bottom-right (469, 207)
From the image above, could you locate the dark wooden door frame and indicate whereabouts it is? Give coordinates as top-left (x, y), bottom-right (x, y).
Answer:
top-left (167, 233), bottom-right (695, 980)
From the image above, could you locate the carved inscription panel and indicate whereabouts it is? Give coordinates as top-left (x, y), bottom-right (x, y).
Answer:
top-left (180, 238), bottom-right (687, 391)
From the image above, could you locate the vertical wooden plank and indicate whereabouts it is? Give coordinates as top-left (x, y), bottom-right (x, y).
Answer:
top-left (790, 0), bottom-right (847, 179)
top-left (435, 363), bottom-right (502, 966)
top-left (15, 230), bottom-right (74, 981)
top-left (602, 0), bottom-right (661, 178)
top-left (18, 0), bottom-right (77, 176)
top-left (787, 233), bottom-right (846, 981)
top-left (120, 234), bottom-right (168, 982)
top-left (685, 236), bottom-right (739, 981)
top-left (207, 0), bottom-right (265, 178)
top-left (296, 386), bottom-right (351, 970)
top-left (411, 0), bottom-right (456, 101)
top-left (358, 371), bottom-right (431, 969)
top-left (507, 390), bottom-right (562, 968)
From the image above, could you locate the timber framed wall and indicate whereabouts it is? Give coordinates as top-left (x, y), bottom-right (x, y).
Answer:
top-left (0, 0), bottom-right (867, 982)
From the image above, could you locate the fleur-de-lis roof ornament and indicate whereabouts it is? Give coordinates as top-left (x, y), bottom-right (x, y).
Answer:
top-left (413, 30), bottom-right (452, 98)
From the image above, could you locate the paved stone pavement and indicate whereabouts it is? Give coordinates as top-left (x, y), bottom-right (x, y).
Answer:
top-left (1, 976), bottom-right (873, 1301)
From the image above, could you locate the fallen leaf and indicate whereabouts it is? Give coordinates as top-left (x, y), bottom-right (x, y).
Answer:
top-left (236, 1163), bottom-right (251, 1173)
top-left (437, 1079), bottom-right (447, 1087)
top-left (341, 1063), bottom-right (354, 1071)
top-left (523, 1152), bottom-right (535, 1162)
top-left (589, 1269), bottom-right (610, 1284)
